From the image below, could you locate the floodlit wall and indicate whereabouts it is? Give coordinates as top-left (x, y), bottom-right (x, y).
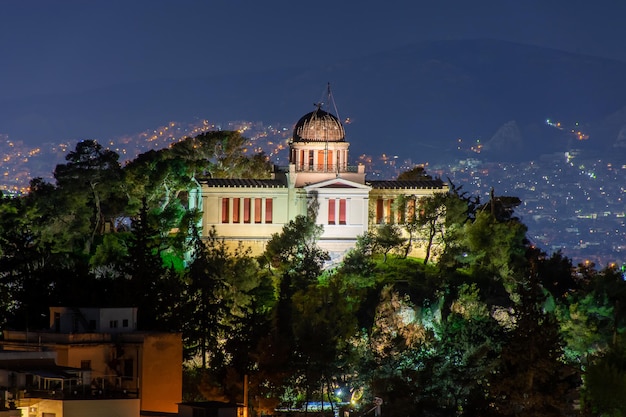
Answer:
top-left (63, 399), bottom-right (140, 417)
top-left (139, 333), bottom-right (182, 414)
top-left (20, 398), bottom-right (140, 417)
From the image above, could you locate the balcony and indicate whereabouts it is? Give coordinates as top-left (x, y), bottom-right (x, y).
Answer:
top-left (10, 384), bottom-right (139, 405)
top-left (278, 164), bottom-right (360, 173)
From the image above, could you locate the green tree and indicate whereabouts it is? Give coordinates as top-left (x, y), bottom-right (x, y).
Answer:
top-left (421, 283), bottom-right (504, 414)
top-left (340, 232), bottom-right (376, 277)
top-left (182, 227), bottom-right (230, 368)
top-left (461, 209), bottom-right (528, 291)
top-left (372, 224), bottom-right (406, 263)
top-left (582, 335), bottom-right (626, 416)
top-left (290, 275), bottom-right (362, 413)
top-left (414, 192), bottom-right (447, 264)
top-left (436, 184), bottom-right (479, 271)
top-left (260, 213), bottom-right (329, 290)
top-left (53, 140), bottom-right (126, 254)
top-left (397, 166), bottom-right (431, 181)
top-left (488, 277), bottom-right (578, 416)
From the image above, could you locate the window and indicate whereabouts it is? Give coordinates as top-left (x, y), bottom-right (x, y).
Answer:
top-left (122, 319), bottom-right (129, 328)
top-left (254, 198), bottom-right (262, 223)
top-left (376, 198), bottom-right (384, 224)
top-left (308, 150), bottom-right (314, 169)
top-left (339, 199), bottom-right (346, 225)
top-left (81, 360), bottom-right (91, 370)
top-left (110, 320), bottom-right (118, 329)
top-left (299, 149), bottom-right (305, 169)
top-left (89, 320), bottom-right (96, 330)
top-left (386, 199), bottom-right (394, 224)
top-left (328, 199), bottom-right (336, 224)
top-left (265, 199), bottom-right (273, 223)
top-left (221, 198), bottom-right (229, 223)
top-left (243, 198), bottom-right (251, 223)
top-left (232, 198), bottom-right (240, 223)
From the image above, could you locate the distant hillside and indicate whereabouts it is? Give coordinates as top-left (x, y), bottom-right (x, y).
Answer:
top-left (3, 39), bottom-right (626, 163)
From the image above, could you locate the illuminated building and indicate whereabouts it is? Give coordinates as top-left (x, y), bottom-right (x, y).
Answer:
top-left (193, 97), bottom-right (447, 260)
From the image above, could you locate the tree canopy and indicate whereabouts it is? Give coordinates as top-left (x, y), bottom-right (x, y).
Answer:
top-left (0, 135), bottom-right (619, 417)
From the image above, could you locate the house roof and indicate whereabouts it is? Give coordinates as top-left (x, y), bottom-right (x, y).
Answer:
top-left (367, 179), bottom-right (447, 189)
top-left (0, 357), bottom-right (80, 378)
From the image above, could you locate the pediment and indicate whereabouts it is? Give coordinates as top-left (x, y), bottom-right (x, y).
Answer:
top-left (303, 177), bottom-right (372, 192)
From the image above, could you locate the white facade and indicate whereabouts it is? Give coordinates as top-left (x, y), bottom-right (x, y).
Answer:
top-left (198, 103), bottom-right (448, 259)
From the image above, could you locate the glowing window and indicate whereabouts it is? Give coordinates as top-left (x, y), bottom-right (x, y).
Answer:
top-left (328, 199), bottom-right (336, 224)
top-left (243, 198), bottom-right (251, 223)
top-left (254, 198), bottom-right (262, 223)
top-left (376, 198), bottom-right (384, 224)
top-left (339, 199), bottom-right (346, 225)
top-left (232, 198), bottom-right (240, 223)
top-left (221, 198), bottom-right (230, 223)
top-left (265, 199), bottom-right (273, 224)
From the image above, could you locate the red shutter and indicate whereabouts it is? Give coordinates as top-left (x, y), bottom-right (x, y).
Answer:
top-left (339, 199), bottom-right (346, 225)
top-left (243, 198), bottom-right (251, 223)
top-left (265, 199), bottom-right (273, 224)
top-left (221, 198), bottom-right (229, 223)
top-left (328, 199), bottom-right (336, 224)
top-left (255, 198), bottom-right (262, 223)
top-left (233, 198), bottom-right (240, 223)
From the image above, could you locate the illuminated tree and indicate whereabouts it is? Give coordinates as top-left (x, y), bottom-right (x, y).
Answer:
top-left (461, 209), bottom-right (528, 291)
top-left (421, 283), bottom-right (504, 414)
top-left (340, 232), bottom-right (376, 276)
top-left (414, 193), bottom-right (447, 264)
top-left (372, 223), bottom-right (405, 263)
top-left (53, 140), bottom-right (126, 254)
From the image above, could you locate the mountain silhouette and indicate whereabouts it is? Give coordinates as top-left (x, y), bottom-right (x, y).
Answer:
top-left (2, 39), bottom-right (626, 163)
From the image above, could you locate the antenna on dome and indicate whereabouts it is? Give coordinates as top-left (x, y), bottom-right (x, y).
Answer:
top-left (326, 82), bottom-right (341, 121)
top-left (316, 83), bottom-right (341, 118)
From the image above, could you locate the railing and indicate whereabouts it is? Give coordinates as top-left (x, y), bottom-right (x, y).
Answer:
top-left (2, 330), bottom-right (147, 344)
top-left (277, 165), bottom-right (360, 173)
top-left (16, 386), bottom-right (139, 402)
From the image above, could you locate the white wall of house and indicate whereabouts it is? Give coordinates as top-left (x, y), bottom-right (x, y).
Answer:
top-left (49, 307), bottom-right (137, 333)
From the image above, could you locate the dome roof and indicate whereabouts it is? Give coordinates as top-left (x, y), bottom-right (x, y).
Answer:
top-left (292, 107), bottom-right (345, 143)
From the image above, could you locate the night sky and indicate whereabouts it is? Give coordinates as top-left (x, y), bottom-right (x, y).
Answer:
top-left (2, 1), bottom-right (625, 101)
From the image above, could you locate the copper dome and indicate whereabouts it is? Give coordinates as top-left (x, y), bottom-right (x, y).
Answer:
top-left (292, 107), bottom-right (345, 143)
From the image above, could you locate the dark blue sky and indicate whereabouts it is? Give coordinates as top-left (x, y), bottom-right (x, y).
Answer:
top-left (2, 0), bottom-right (625, 102)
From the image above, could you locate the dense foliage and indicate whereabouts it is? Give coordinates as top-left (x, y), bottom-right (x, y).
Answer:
top-left (1, 133), bottom-right (625, 416)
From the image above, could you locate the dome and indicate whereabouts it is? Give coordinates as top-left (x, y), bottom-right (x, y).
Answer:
top-left (292, 107), bottom-right (345, 142)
